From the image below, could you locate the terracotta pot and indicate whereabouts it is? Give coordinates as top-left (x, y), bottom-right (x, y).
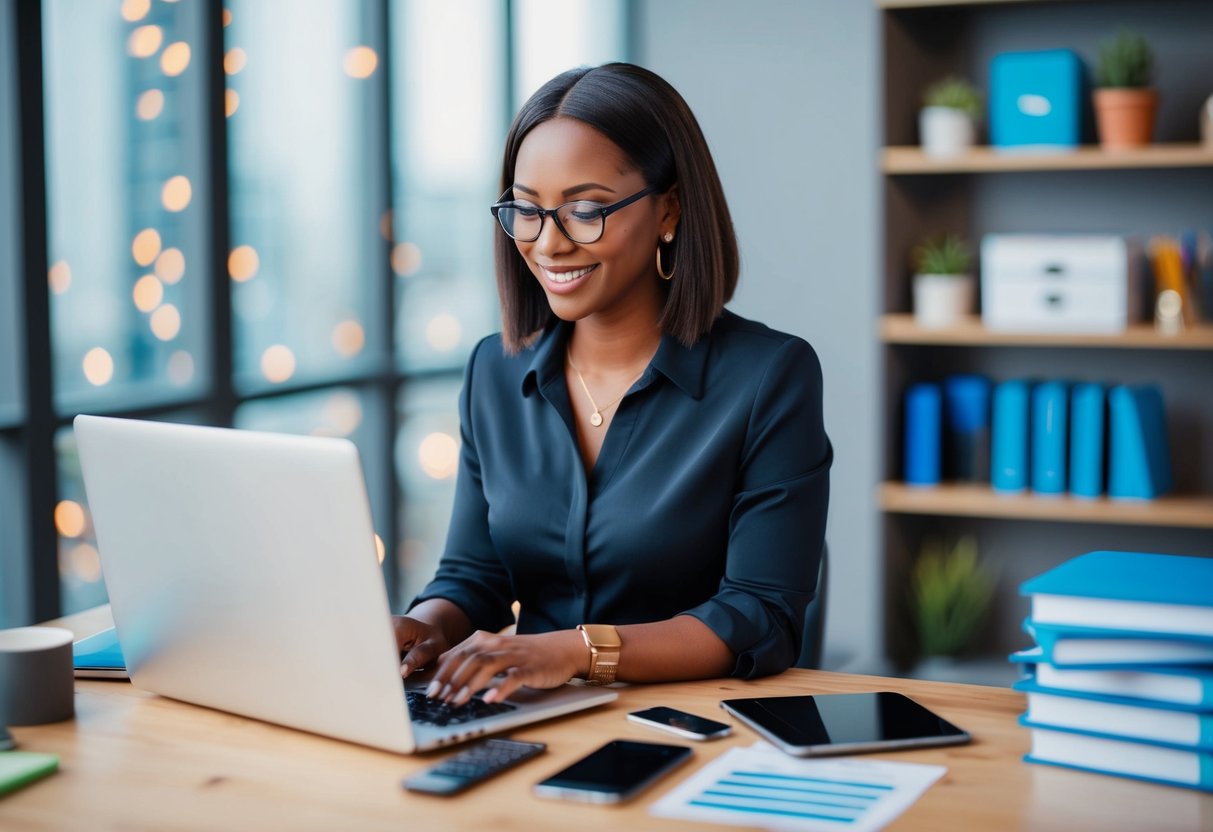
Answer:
top-left (1093, 87), bottom-right (1158, 149)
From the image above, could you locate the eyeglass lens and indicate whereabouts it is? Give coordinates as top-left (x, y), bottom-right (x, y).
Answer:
top-left (497, 201), bottom-right (604, 244)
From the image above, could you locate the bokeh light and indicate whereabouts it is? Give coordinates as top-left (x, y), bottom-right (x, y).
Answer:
top-left (224, 47), bottom-right (247, 75)
top-left (120, 0), bottom-right (151, 23)
top-left (331, 320), bottom-right (366, 358)
top-left (225, 89), bottom-right (240, 117)
top-left (135, 89), bottom-right (164, 121)
top-left (391, 242), bottom-right (422, 276)
top-left (54, 500), bottom-right (87, 538)
top-left (127, 25), bottom-right (162, 58)
top-left (167, 351), bottom-right (195, 386)
top-left (155, 247), bottom-right (186, 284)
top-left (161, 175), bottom-right (192, 212)
top-left (229, 245), bottom-right (259, 281)
top-left (150, 304), bottom-right (182, 341)
top-left (418, 432), bottom-right (459, 479)
top-left (132, 274), bottom-right (164, 312)
top-left (343, 46), bottom-right (378, 79)
top-left (161, 41), bottom-right (191, 76)
top-left (425, 314), bottom-right (462, 352)
top-left (260, 345), bottom-right (296, 383)
top-left (132, 228), bottom-right (162, 266)
top-left (82, 348), bottom-right (114, 386)
top-left (48, 260), bottom-right (72, 294)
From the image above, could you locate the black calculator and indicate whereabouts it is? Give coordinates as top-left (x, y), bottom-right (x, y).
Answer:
top-left (402, 738), bottom-right (547, 796)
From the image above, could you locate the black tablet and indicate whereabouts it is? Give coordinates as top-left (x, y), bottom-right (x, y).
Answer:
top-left (720, 692), bottom-right (971, 757)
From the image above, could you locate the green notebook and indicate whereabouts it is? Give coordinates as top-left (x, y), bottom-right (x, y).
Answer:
top-left (0, 751), bottom-right (59, 797)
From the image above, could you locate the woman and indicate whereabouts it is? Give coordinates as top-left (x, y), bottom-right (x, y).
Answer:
top-left (393, 63), bottom-right (831, 707)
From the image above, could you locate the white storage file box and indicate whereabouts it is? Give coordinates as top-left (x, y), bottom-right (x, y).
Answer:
top-left (981, 235), bottom-right (1140, 333)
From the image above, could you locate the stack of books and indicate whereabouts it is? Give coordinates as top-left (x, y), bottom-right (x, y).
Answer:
top-left (1011, 550), bottom-right (1213, 792)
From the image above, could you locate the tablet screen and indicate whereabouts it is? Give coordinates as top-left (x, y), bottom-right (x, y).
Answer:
top-left (720, 692), bottom-right (970, 756)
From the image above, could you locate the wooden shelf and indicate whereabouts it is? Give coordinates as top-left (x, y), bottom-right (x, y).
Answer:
top-left (881, 143), bottom-right (1213, 174)
top-left (879, 482), bottom-right (1213, 528)
top-left (878, 0), bottom-right (1058, 8)
top-left (880, 314), bottom-right (1213, 349)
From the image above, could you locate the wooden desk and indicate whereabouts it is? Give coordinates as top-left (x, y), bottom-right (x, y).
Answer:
top-left (5, 607), bottom-right (1211, 831)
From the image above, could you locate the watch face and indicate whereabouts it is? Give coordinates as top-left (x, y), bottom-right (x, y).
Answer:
top-left (581, 624), bottom-right (622, 649)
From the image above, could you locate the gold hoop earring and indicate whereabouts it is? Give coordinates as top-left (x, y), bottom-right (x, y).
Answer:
top-left (657, 233), bottom-right (675, 281)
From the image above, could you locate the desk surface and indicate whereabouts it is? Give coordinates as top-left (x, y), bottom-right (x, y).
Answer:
top-left (5, 606), bottom-right (1212, 831)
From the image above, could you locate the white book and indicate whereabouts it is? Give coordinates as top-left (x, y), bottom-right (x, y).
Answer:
top-left (1024, 725), bottom-right (1213, 791)
top-left (1036, 663), bottom-right (1213, 708)
top-left (1023, 690), bottom-right (1209, 748)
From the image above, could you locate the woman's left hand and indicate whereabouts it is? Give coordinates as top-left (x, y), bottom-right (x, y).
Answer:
top-left (424, 629), bottom-right (587, 706)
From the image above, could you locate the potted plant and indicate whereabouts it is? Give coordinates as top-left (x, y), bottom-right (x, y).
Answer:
top-left (919, 76), bottom-right (983, 158)
top-left (910, 535), bottom-right (996, 676)
top-left (911, 233), bottom-right (973, 328)
top-left (1093, 29), bottom-right (1157, 149)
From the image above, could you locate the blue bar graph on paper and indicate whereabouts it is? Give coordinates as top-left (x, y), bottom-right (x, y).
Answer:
top-left (684, 769), bottom-right (892, 825)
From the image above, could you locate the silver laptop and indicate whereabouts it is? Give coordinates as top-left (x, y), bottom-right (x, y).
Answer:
top-left (73, 415), bottom-right (616, 754)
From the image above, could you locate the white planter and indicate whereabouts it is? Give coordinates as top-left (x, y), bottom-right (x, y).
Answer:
top-left (913, 273), bottom-right (973, 328)
top-left (919, 106), bottom-right (975, 158)
top-left (1203, 94), bottom-right (1213, 148)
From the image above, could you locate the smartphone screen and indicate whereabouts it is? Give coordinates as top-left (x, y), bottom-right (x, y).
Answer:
top-left (720, 692), bottom-right (971, 757)
top-left (533, 740), bottom-right (692, 804)
top-left (628, 706), bottom-right (732, 740)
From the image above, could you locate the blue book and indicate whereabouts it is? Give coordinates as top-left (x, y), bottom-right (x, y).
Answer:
top-left (1069, 383), bottom-right (1104, 498)
top-left (1021, 551), bottom-right (1213, 637)
top-left (1016, 676), bottom-right (1213, 718)
top-left (1025, 620), bottom-right (1213, 668)
top-left (991, 380), bottom-right (1030, 492)
top-left (72, 627), bottom-right (128, 679)
top-left (1108, 385), bottom-right (1172, 500)
top-left (1022, 721), bottom-right (1213, 792)
top-left (1030, 381), bottom-right (1068, 494)
top-left (1010, 649), bottom-right (1213, 709)
top-left (904, 383), bottom-right (941, 486)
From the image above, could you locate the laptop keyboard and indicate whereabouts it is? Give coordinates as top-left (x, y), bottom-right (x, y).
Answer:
top-left (405, 690), bottom-right (516, 727)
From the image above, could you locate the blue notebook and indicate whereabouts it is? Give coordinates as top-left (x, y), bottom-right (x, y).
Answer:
top-left (1010, 648), bottom-right (1213, 709)
top-left (991, 379), bottom-right (1030, 493)
top-left (1069, 383), bottom-right (1105, 498)
top-left (1024, 620), bottom-right (1213, 668)
top-left (72, 628), bottom-right (128, 679)
top-left (1021, 551), bottom-right (1213, 608)
top-left (1108, 385), bottom-right (1172, 500)
top-left (1015, 677), bottom-right (1213, 717)
top-left (1030, 381), bottom-right (1068, 494)
top-left (1022, 721), bottom-right (1213, 793)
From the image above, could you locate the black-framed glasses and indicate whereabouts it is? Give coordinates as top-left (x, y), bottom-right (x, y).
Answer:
top-left (490, 184), bottom-right (658, 244)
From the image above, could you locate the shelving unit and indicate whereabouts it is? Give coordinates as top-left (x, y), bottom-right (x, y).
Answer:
top-left (878, 0), bottom-right (1213, 675)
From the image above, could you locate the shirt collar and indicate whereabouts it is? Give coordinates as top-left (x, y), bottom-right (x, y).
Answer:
top-left (520, 315), bottom-right (712, 401)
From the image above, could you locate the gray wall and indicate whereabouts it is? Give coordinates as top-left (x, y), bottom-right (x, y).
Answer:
top-left (635, 0), bottom-right (883, 669)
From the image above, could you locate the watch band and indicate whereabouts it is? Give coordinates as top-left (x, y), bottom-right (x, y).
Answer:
top-left (577, 624), bottom-right (621, 685)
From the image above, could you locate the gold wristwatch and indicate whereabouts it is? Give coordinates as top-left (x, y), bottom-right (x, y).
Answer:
top-left (577, 624), bottom-right (622, 685)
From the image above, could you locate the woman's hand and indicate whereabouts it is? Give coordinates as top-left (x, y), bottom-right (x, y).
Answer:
top-left (425, 630), bottom-right (587, 706)
top-left (393, 615), bottom-right (453, 679)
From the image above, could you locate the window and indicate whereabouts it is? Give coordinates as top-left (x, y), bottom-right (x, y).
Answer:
top-left (6, 0), bottom-right (629, 625)
top-left (43, 0), bottom-right (211, 414)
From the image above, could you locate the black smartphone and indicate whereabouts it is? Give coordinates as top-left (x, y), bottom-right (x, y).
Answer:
top-left (532, 739), bottom-right (693, 804)
top-left (720, 692), bottom-right (971, 757)
top-left (627, 706), bottom-right (732, 741)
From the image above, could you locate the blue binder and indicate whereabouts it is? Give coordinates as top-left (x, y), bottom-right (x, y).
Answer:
top-left (1021, 550), bottom-right (1213, 609)
top-left (990, 49), bottom-right (1082, 149)
top-left (1108, 385), bottom-right (1172, 499)
top-left (1031, 381), bottom-right (1068, 494)
top-left (992, 379), bottom-right (1030, 492)
top-left (904, 383), bottom-right (941, 486)
top-left (1069, 383), bottom-right (1105, 498)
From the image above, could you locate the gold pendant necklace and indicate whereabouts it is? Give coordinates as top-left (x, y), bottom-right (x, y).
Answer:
top-left (567, 348), bottom-right (643, 428)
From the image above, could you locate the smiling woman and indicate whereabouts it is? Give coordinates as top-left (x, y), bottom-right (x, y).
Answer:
top-left (391, 63), bottom-right (832, 708)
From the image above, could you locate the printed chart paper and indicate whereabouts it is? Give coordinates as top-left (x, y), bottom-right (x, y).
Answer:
top-left (650, 743), bottom-right (946, 831)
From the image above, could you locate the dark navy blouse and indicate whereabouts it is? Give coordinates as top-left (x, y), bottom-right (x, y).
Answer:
top-left (411, 309), bottom-right (832, 678)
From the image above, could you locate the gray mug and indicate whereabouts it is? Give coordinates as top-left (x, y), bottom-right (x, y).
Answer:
top-left (0, 627), bottom-right (75, 725)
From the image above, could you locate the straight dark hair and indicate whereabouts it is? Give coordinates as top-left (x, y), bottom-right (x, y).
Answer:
top-left (495, 63), bottom-right (739, 353)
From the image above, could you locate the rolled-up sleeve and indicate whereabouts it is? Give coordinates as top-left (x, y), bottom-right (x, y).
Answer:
top-left (683, 337), bottom-right (832, 678)
top-left (408, 338), bottom-right (516, 633)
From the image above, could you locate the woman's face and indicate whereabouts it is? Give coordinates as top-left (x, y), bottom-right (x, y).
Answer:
top-left (510, 117), bottom-right (678, 327)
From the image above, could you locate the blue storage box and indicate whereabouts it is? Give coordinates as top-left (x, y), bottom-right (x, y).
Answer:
top-left (990, 49), bottom-right (1082, 149)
